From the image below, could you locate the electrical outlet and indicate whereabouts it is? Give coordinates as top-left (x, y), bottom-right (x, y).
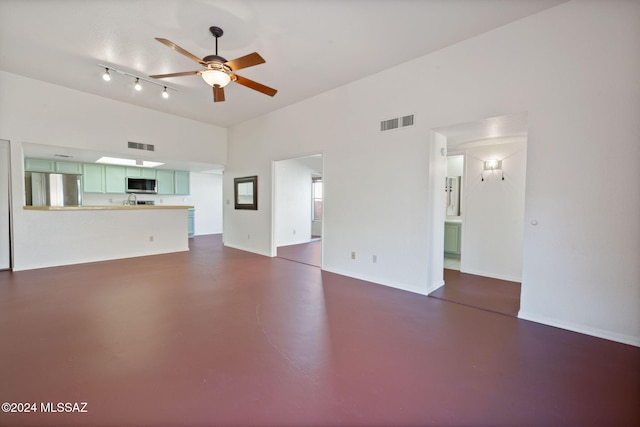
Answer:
top-left (351, 251), bottom-right (356, 260)
top-left (372, 255), bottom-right (377, 263)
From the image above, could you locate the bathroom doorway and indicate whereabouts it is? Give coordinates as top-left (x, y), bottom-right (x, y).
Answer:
top-left (431, 114), bottom-right (527, 315)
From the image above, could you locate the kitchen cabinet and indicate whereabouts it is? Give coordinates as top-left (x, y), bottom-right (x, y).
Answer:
top-left (444, 222), bottom-right (461, 257)
top-left (174, 171), bottom-right (190, 195)
top-left (82, 164), bottom-right (105, 193)
top-left (105, 165), bottom-right (126, 193)
top-left (25, 158), bottom-right (55, 173)
top-left (156, 170), bottom-right (175, 195)
top-left (55, 161), bottom-right (82, 174)
top-left (188, 208), bottom-right (195, 238)
top-left (125, 167), bottom-right (157, 178)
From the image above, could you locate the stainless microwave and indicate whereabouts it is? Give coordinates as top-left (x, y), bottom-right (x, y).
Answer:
top-left (126, 177), bottom-right (157, 194)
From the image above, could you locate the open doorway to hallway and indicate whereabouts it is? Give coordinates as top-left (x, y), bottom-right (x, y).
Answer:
top-left (273, 154), bottom-right (323, 267)
top-left (432, 114), bottom-right (527, 316)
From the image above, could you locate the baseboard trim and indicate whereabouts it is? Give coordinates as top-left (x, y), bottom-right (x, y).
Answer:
top-left (321, 266), bottom-right (439, 296)
top-left (518, 311), bottom-right (640, 347)
top-left (223, 242), bottom-right (272, 258)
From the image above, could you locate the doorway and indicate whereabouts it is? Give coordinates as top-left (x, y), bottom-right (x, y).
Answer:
top-left (431, 114), bottom-right (527, 315)
top-left (273, 154), bottom-right (323, 267)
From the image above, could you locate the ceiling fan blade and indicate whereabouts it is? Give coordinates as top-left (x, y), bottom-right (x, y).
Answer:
top-left (233, 75), bottom-right (277, 97)
top-left (213, 86), bottom-right (225, 103)
top-left (149, 71), bottom-right (200, 79)
top-left (224, 52), bottom-right (265, 71)
top-left (155, 38), bottom-right (205, 65)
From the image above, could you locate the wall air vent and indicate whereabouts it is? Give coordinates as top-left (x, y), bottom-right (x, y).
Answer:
top-left (128, 141), bottom-right (155, 152)
top-left (380, 114), bottom-right (415, 132)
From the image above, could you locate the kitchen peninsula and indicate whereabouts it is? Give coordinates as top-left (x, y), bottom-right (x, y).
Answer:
top-left (17, 204), bottom-right (193, 271)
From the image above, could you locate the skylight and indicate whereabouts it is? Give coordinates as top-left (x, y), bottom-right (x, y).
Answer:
top-left (96, 157), bottom-right (164, 168)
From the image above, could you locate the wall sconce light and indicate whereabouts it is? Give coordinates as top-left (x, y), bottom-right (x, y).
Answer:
top-left (102, 68), bottom-right (111, 81)
top-left (134, 78), bottom-right (142, 91)
top-left (482, 159), bottom-right (504, 181)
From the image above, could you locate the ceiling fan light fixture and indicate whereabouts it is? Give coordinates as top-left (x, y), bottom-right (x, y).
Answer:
top-left (201, 69), bottom-right (231, 88)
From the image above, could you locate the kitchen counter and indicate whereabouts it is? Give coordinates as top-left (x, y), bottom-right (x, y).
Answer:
top-left (15, 205), bottom-right (192, 271)
top-left (24, 205), bottom-right (193, 211)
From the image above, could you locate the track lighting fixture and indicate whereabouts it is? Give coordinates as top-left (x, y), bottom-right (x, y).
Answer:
top-left (97, 64), bottom-right (177, 98)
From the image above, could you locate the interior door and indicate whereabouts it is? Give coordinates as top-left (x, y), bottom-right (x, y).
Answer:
top-left (0, 140), bottom-right (10, 269)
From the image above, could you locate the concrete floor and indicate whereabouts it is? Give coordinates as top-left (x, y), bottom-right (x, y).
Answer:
top-left (0, 234), bottom-right (638, 426)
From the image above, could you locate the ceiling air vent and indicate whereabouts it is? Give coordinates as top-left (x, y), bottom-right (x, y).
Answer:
top-left (380, 114), bottom-right (415, 132)
top-left (128, 141), bottom-right (155, 152)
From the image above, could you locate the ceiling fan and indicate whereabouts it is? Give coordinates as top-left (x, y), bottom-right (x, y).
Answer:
top-left (149, 26), bottom-right (277, 102)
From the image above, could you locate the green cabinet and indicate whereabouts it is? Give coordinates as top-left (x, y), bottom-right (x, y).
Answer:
top-left (444, 222), bottom-right (462, 258)
top-left (188, 208), bottom-right (195, 238)
top-left (25, 158), bottom-right (55, 172)
top-left (25, 158), bottom-right (82, 174)
top-left (174, 171), bottom-right (190, 195)
top-left (55, 161), bottom-right (82, 174)
top-left (105, 165), bottom-right (126, 193)
top-left (82, 164), bottom-right (105, 193)
top-left (125, 167), bottom-right (156, 178)
top-left (156, 169), bottom-right (175, 195)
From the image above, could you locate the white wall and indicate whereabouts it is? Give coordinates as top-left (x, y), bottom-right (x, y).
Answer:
top-left (0, 71), bottom-right (227, 269)
top-left (0, 71), bottom-right (227, 165)
top-left (224, 1), bottom-right (640, 345)
top-left (275, 158), bottom-right (314, 247)
top-left (461, 140), bottom-right (526, 282)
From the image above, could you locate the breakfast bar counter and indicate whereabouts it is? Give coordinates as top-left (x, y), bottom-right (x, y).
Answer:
top-left (14, 205), bottom-right (193, 271)
top-left (24, 205), bottom-right (193, 211)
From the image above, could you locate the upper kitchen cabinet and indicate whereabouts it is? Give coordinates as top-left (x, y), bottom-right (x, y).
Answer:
top-left (25, 158), bottom-right (83, 174)
top-left (105, 165), bottom-right (126, 193)
top-left (174, 171), bottom-right (190, 195)
top-left (55, 161), bottom-right (83, 174)
top-left (156, 170), bottom-right (175, 195)
top-left (82, 164), bottom-right (105, 193)
top-left (125, 167), bottom-right (157, 178)
top-left (24, 158), bottom-right (55, 173)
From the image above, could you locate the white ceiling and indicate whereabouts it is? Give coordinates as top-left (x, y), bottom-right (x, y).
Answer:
top-left (0, 0), bottom-right (566, 129)
top-left (435, 113), bottom-right (528, 147)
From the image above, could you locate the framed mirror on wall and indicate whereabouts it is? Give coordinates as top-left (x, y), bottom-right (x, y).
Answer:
top-left (234, 176), bottom-right (258, 210)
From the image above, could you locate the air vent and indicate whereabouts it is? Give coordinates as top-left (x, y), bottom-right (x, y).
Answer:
top-left (128, 141), bottom-right (155, 152)
top-left (54, 154), bottom-right (73, 158)
top-left (380, 114), bottom-right (415, 132)
top-left (380, 118), bottom-right (399, 132)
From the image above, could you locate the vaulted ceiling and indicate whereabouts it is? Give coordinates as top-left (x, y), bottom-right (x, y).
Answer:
top-left (0, 0), bottom-right (566, 128)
